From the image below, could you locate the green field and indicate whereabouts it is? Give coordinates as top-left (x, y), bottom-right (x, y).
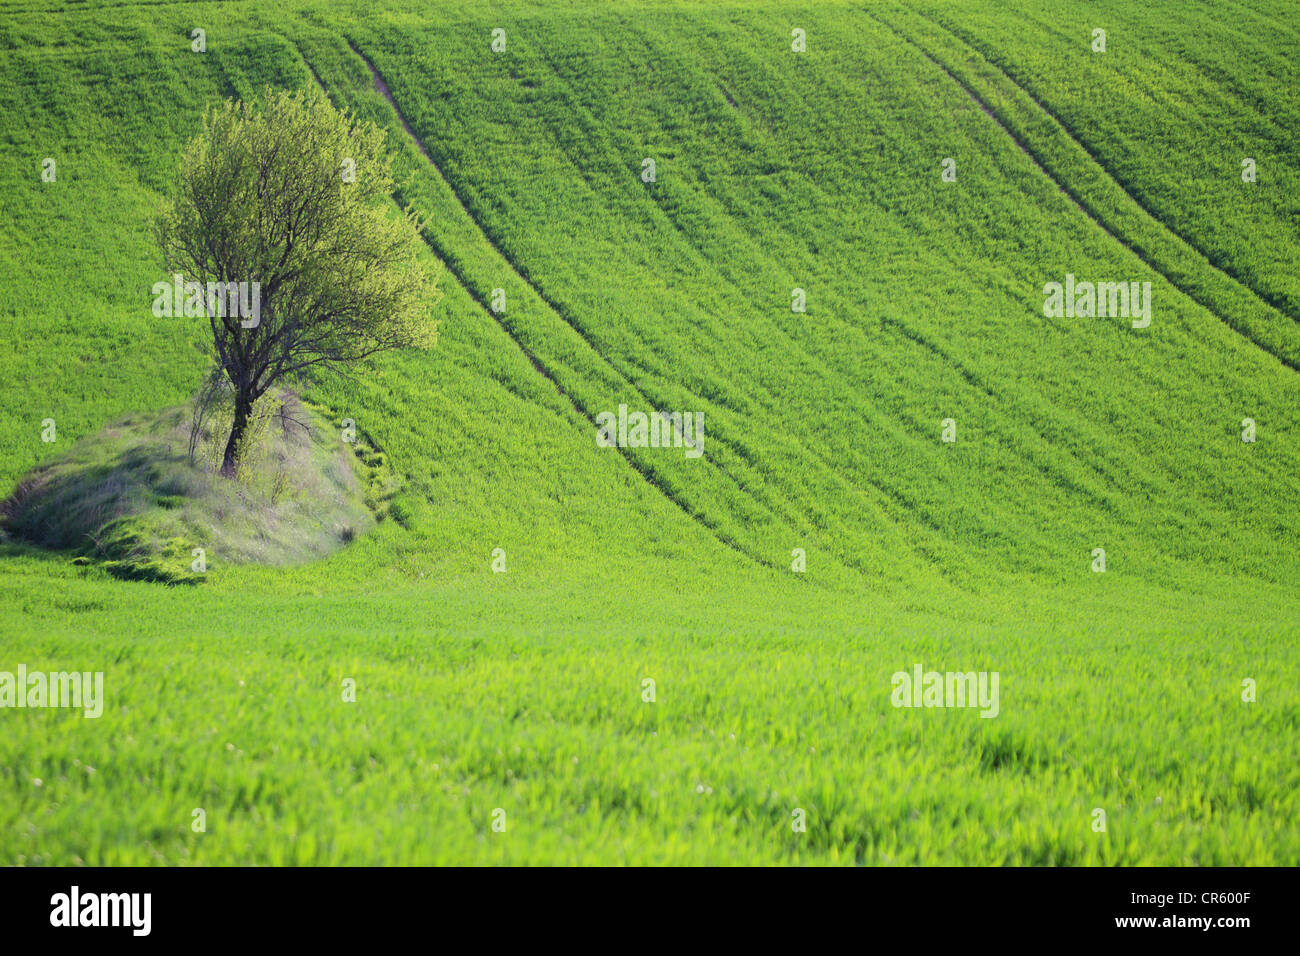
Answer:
top-left (1, 0), bottom-right (1298, 865)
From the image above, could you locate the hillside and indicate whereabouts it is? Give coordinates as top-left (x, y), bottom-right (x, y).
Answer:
top-left (1, 0), bottom-right (1297, 865)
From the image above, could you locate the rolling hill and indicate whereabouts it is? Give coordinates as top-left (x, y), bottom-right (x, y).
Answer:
top-left (1, 0), bottom-right (1297, 864)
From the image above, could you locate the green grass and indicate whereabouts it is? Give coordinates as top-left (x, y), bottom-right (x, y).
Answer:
top-left (0, 0), bottom-right (1297, 865)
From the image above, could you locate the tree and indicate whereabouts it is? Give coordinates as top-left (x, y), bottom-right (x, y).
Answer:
top-left (156, 87), bottom-right (440, 477)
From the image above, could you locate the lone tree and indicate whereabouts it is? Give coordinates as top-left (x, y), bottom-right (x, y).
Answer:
top-left (157, 87), bottom-right (439, 477)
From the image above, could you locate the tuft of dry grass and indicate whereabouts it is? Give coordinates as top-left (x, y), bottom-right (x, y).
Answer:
top-left (0, 390), bottom-right (385, 581)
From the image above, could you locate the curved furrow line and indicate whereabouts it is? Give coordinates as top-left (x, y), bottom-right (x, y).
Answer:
top-left (312, 38), bottom-right (781, 571)
top-left (370, 25), bottom-right (829, 560)
top-left (623, 12), bottom-right (1183, 520)
top-left (508, 18), bottom-right (963, 573)
top-left (872, 7), bottom-right (1300, 375)
top-left (338, 35), bottom-right (931, 576)
top-left (918, 7), bottom-right (1300, 327)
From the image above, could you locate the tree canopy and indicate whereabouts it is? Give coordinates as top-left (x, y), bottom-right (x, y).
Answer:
top-left (156, 86), bottom-right (440, 477)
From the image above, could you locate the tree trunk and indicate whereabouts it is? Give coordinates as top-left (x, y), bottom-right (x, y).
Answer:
top-left (219, 393), bottom-right (252, 479)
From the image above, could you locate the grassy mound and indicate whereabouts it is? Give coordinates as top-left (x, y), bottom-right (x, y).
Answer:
top-left (0, 391), bottom-right (387, 583)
